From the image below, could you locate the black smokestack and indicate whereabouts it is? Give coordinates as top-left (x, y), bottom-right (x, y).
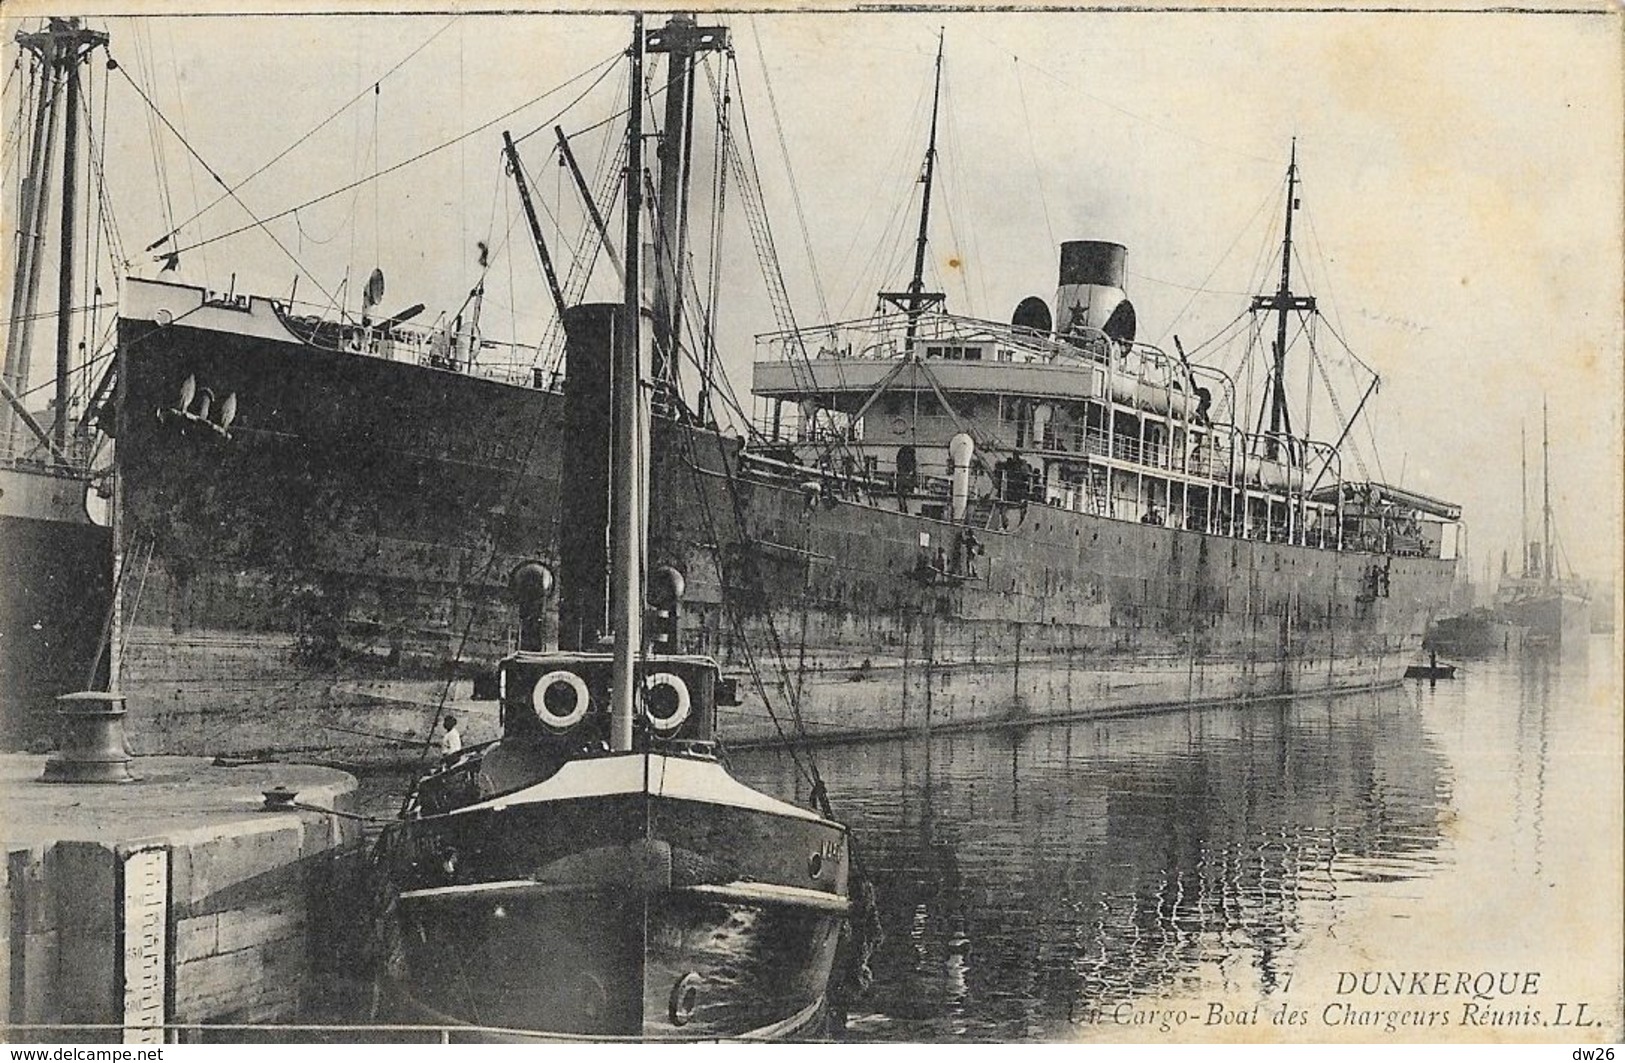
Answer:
top-left (556, 303), bottom-right (617, 651)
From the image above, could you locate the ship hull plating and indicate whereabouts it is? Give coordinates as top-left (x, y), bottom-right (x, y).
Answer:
top-left (114, 292), bottom-right (1456, 759)
top-left (0, 465), bottom-right (112, 748)
top-left (116, 297), bottom-right (564, 757)
top-left (1503, 592), bottom-right (1590, 657)
top-left (376, 775), bottom-right (847, 1039)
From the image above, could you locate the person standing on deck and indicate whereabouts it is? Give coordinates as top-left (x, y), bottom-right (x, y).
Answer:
top-left (440, 715), bottom-right (463, 758)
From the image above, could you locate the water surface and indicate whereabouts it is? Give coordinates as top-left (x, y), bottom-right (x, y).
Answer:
top-left (732, 638), bottom-right (1622, 1042)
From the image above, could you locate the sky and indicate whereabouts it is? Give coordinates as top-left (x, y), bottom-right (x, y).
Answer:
top-left (3, 4), bottom-right (1620, 583)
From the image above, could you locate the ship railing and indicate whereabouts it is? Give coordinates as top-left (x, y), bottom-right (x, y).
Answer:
top-left (275, 298), bottom-right (558, 390)
top-left (740, 446), bottom-right (954, 500)
top-left (756, 311), bottom-right (1244, 419)
top-left (0, 432), bottom-right (97, 473)
top-left (755, 311), bottom-right (1081, 366)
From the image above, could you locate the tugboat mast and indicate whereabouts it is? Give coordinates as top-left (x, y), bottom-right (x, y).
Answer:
top-left (610, 15), bottom-right (647, 753)
top-left (1251, 139), bottom-right (1316, 460)
top-left (879, 32), bottom-right (947, 353)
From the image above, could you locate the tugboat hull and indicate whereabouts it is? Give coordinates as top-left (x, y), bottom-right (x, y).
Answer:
top-left (377, 755), bottom-right (849, 1039)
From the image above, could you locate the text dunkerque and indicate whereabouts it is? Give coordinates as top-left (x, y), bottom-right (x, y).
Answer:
top-left (1336, 970), bottom-right (1540, 1000)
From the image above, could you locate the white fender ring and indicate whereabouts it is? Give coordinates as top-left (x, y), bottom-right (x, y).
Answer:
top-left (533, 670), bottom-right (590, 729)
top-left (644, 672), bottom-right (691, 732)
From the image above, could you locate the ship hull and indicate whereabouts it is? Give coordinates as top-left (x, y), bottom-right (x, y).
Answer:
top-left (114, 280), bottom-right (1457, 759)
top-left (374, 755), bottom-right (848, 1039)
top-left (1503, 592), bottom-right (1590, 657)
top-left (115, 283), bottom-right (565, 759)
top-left (659, 431), bottom-right (1454, 742)
top-left (1426, 610), bottom-right (1521, 657)
top-left (0, 465), bottom-right (112, 748)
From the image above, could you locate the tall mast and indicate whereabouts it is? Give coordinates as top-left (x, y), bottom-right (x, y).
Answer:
top-left (52, 29), bottom-right (85, 453)
top-left (1520, 422), bottom-right (1529, 578)
top-left (1250, 140), bottom-right (1316, 460)
top-left (646, 16), bottom-right (727, 397)
top-left (1541, 396), bottom-right (1552, 589)
top-left (3, 20), bottom-right (106, 458)
top-left (4, 20), bottom-right (107, 459)
top-left (879, 31), bottom-right (947, 353)
top-left (609, 15), bottom-right (646, 754)
top-left (1, 45), bottom-right (60, 456)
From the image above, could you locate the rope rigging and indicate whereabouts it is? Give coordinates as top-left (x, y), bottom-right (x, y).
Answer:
top-left (150, 50), bottom-right (624, 263)
top-left (141, 16), bottom-right (461, 256)
top-left (744, 19), bottom-right (834, 332)
top-left (1012, 56), bottom-right (1056, 252)
top-left (108, 53), bottom-right (344, 313)
top-left (721, 49), bottom-right (854, 465)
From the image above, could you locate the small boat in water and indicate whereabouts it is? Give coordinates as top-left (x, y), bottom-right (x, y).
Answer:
top-left (1404, 653), bottom-right (1457, 681)
top-left (370, 16), bottom-right (852, 1039)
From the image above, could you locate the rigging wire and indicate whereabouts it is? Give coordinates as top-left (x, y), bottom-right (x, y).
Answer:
top-left (699, 53), bottom-right (732, 424)
top-left (164, 24), bottom-right (209, 279)
top-left (722, 49), bottom-right (851, 457)
top-left (292, 185), bottom-right (362, 247)
top-left (1128, 271), bottom-right (1254, 298)
top-left (82, 57), bottom-right (108, 409)
top-left (80, 69), bottom-right (127, 280)
top-left (1153, 178), bottom-right (1280, 347)
top-left (132, 24), bottom-right (178, 245)
top-left (1012, 56), bottom-right (1056, 251)
top-left (828, 70), bottom-right (929, 319)
top-left (372, 79), bottom-right (381, 275)
top-left (1308, 336), bottom-right (1370, 481)
top-left (1300, 206), bottom-right (1359, 352)
top-left (1, 54), bottom-right (34, 176)
top-left (143, 16), bottom-right (460, 255)
top-left (512, 55), bottom-right (627, 145)
top-left (745, 18), bottom-right (833, 330)
top-left (4, 300), bottom-right (118, 329)
top-left (936, 64), bottom-right (979, 318)
top-left (109, 56), bottom-right (343, 312)
top-left (156, 50), bottom-right (624, 262)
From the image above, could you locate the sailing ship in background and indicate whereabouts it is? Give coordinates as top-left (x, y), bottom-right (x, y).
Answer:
top-left (0, 19), bottom-right (115, 747)
top-left (371, 21), bottom-right (851, 1037)
top-left (5, 13), bottom-right (1464, 761)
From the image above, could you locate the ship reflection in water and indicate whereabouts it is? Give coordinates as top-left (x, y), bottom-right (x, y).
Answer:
top-left (730, 637), bottom-right (1616, 1042)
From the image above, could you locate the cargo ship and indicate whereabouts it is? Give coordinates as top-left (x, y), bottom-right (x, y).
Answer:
top-left (1495, 401), bottom-right (1589, 656)
top-left (109, 20), bottom-right (1461, 761)
top-left (1, 19), bottom-right (115, 749)
top-left (1431, 402), bottom-right (1587, 659)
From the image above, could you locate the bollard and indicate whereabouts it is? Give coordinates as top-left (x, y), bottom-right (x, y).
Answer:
top-left (40, 691), bottom-right (136, 783)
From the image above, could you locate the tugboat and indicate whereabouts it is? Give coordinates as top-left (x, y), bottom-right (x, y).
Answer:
top-left (371, 16), bottom-right (851, 1040)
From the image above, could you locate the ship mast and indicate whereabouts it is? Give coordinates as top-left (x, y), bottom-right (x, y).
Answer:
top-left (1520, 422), bottom-right (1529, 578)
top-left (609, 15), bottom-right (647, 753)
top-left (2, 19), bottom-right (106, 462)
top-left (1250, 140), bottom-right (1316, 461)
top-left (879, 32), bottom-right (947, 353)
top-left (1541, 397), bottom-right (1552, 589)
top-left (647, 15), bottom-right (727, 400)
